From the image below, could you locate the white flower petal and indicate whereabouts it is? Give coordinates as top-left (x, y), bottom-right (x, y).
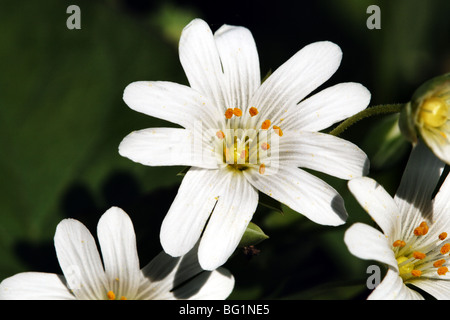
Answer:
top-left (160, 168), bottom-right (228, 257)
top-left (97, 207), bottom-right (141, 299)
top-left (411, 277), bottom-right (450, 300)
top-left (54, 218), bottom-right (107, 300)
top-left (277, 131), bottom-right (369, 179)
top-left (119, 127), bottom-right (218, 169)
top-left (284, 82), bottom-right (371, 132)
top-left (0, 272), bottom-right (75, 300)
top-left (348, 177), bottom-right (401, 238)
top-left (123, 81), bottom-right (221, 130)
top-left (420, 122), bottom-right (450, 164)
top-left (214, 24), bottom-right (260, 111)
top-left (244, 166), bottom-right (347, 226)
top-left (179, 19), bottom-right (227, 111)
top-left (368, 268), bottom-right (423, 300)
top-left (344, 223), bottom-right (398, 271)
top-left (137, 246), bottom-right (234, 300)
top-left (394, 142), bottom-right (444, 237)
top-left (136, 251), bottom-right (181, 300)
top-left (198, 171), bottom-right (258, 270)
top-left (249, 41), bottom-right (342, 127)
top-left (172, 268), bottom-right (234, 300)
top-left (431, 168), bottom-right (450, 232)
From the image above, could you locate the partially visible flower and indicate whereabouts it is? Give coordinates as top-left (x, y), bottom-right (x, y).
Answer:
top-left (119, 18), bottom-right (370, 270)
top-left (0, 207), bottom-right (234, 300)
top-left (399, 73), bottom-right (450, 163)
top-left (344, 143), bottom-right (450, 299)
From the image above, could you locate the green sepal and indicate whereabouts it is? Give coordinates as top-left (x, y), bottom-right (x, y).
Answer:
top-left (398, 102), bottom-right (417, 144)
top-left (238, 222), bottom-right (269, 248)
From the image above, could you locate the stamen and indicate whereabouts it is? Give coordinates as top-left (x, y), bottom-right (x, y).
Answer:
top-left (259, 163), bottom-right (265, 175)
top-left (120, 296), bottom-right (127, 300)
top-left (411, 270), bottom-right (422, 277)
top-left (107, 290), bottom-right (116, 300)
top-left (261, 142), bottom-right (270, 151)
top-left (414, 221), bottom-right (429, 236)
top-left (225, 108), bottom-right (234, 119)
top-left (393, 240), bottom-right (406, 247)
top-left (233, 108), bottom-right (242, 117)
top-left (249, 107), bottom-right (259, 117)
top-left (418, 97), bottom-right (449, 128)
top-left (439, 232), bottom-right (448, 240)
top-left (273, 125), bottom-right (283, 136)
top-left (240, 149), bottom-right (248, 160)
top-left (413, 251), bottom-right (426, 260)
top-left (261, 120), bottom-right (271, 130)
top-left (441, 243), bottom-right (450, 254)
top-left (438, 266), bottom-right (449, 276)
top-left (216, 130), bottom-right (225, 139)
top-left (433, 259), bottom-right (446, 268)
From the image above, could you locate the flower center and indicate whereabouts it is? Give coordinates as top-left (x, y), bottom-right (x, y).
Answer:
top-left (214, 107), bottom-right (282, 174)
top-left (392, 221), bottom-right (450, 282)
top-left (417, 97), bottom-right (449, 128)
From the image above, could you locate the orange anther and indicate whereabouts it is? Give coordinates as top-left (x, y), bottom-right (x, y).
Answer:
top-left (233, 108), bottom-right (242, 117)
top-left (413, 251), bottom-right (426, 260)
top-left (225, 108), bottom-right (234, 119)
top-left (434, 259), bottom-right (446, 268)
top-left (411, 270), bottom-right (422, 277)
top-left (441, 243), bottom-right (450, 255)
top-left (107, 290), bottom-right (116, 300)
top-left (438, 266), bottom-right (449, 276)
top-left (420, 221), bottom-right (429, 233)
top-left (273, 125), bottom-right (283, 137)
top-left (439, 232), bottom-right (448, 240)
top-left (240, 149), bottom-right (248, 159)
top-left (261, 120), bottom-right (271, 130)
top-left (216, 130), bottom-right (225, 139)
top-left (260, 142), bottom-right (270, 151)
top-left (414, 221), bottom-right (429, 236)
top-left (393, 240), bottom-right (406, 247)
top-left (249, 107), bottom-right (259, 117)
top-left (259, 163), bottom-right (266, 175)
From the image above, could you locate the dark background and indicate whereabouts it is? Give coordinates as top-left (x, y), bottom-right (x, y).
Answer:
top-left (0, 0), bottom-right (449, 299)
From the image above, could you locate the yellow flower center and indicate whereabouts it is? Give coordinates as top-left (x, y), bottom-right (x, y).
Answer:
top-left (393, 221), bottom-right (450, 282)
top-left (215, 107), bottom-right (282, 174)
top-left (417, 97), bottom-right (448, 128)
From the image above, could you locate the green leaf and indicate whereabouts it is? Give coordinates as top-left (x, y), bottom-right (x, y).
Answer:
top-left (0, 0), bottom-right (184, 280)
top-left (238, 222), bottom-right (269, 248)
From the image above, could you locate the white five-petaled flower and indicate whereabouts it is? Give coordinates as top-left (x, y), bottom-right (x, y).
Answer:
top-left (119, 18), bottom-right (371, 270)
top-left (0, 207), bottom-right (234, 300)
top-left (345, 143), bottom-right (450, 299)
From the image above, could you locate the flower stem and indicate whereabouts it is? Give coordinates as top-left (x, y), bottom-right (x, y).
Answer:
top-left (329, 103), bottom-right (405, 137)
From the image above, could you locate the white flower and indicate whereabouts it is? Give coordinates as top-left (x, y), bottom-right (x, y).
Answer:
top-left (119, 18), bottom-right (371, 270)
top-left (0, 207), bottom-right (234, 300)
top-left (345, 142), bottom-right (450, 299)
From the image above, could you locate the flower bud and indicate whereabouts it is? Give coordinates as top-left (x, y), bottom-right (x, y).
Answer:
top-left (399, 73), bottom-right (450, 163)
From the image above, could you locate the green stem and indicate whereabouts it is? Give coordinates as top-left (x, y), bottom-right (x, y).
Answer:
top-left (329, 103), bottom-right (405, 137)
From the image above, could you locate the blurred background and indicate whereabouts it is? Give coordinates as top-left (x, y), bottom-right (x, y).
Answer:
top-left (0, 0), bottom-right (449, 299)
